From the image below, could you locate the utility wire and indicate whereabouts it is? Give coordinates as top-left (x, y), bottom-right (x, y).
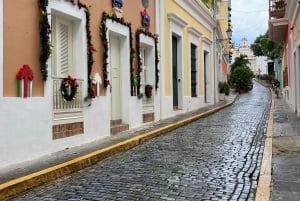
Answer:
top-left (231, 9), bottom-right (268, 13)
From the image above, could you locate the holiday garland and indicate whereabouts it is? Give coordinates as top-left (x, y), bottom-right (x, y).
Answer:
top-left (135, 28), bottom-right (160, 96)
top-left (39, 0), bottom-right (51, 81)
top-left (100, 12), bottom-right (134, 94)
top-left (60, 75), bottom-right (79, 101)
top-left (39, 0), bottom-right (95, 99)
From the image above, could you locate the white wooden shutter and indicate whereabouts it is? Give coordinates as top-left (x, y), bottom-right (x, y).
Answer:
top-left (54, 16), bottom-right (73, 76)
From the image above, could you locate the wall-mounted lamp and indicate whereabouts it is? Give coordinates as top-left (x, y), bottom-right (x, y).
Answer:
top-left (226, 28), bottom-right (232, 38)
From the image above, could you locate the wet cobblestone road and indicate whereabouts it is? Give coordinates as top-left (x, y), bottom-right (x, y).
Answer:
top-left (8, 82), bottom-right (271, 201)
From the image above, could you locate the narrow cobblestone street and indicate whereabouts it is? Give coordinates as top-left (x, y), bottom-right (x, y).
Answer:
top-left (7, 82), bottom-right (271, 201)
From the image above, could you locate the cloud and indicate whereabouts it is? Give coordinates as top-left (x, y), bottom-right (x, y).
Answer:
top-left (231, 0), bottom-right (268, 46)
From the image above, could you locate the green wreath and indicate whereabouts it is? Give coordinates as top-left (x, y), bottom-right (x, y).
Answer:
top-left (60, 76), bottom-right (79, 101)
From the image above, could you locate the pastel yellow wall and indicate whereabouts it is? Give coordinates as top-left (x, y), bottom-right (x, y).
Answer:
top-left (164, 0), bottom-right (213, 97)
top-left (217, 0), bottom-right (229, 37)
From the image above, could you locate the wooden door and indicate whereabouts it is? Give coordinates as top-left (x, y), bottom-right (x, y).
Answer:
top-left (110, 35), bottom-right (122, 120)
top-left (172, 36), bottom-right (178, 108)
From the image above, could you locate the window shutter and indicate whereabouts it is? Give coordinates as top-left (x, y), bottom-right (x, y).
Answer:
top-left (191, 44), bottom-right (197, 97)
top-left (59, 23), bottom-right (69, 75)
top-left (55, 17), bottom-right (73, 76)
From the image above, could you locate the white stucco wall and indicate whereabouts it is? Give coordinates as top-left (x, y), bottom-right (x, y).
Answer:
top-left (0, 94), bottom-right (111, 168)
top-left (0, 1), bottom-right (113, 168)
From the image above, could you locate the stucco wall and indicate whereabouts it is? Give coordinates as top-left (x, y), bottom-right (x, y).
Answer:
top-left (3, 0), bottom-right (42, 96)
top-left (0, 0), bottom-right (158, 167)
top-left (3, 0), bottom-right (156, 97)
top-left (161, 0), bottom-right (214, 116)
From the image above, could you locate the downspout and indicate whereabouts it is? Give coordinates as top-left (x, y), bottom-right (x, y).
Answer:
top-left (213, 0), bottom-right (217, 104)
top-left (213, 29), bottom-right (217, 104)
top-left (157, 0), bottom-right (164, 120)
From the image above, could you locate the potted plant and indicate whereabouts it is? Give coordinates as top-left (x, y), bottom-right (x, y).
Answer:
top-left (145, 84), bottom-right (153, 98)
top-left (223, 82), bottom-right (230, 95)
top-left (218, 81), bottom-right (225, 100)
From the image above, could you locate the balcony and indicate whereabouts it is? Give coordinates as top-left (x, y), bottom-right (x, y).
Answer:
top-left (52, 77), bottom-right (84, 125)
top-left (268, 0), bottom-right (288, 42)
top-left (269, 0), bottom-right (286, 18)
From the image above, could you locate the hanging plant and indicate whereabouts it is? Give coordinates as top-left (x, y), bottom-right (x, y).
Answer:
top-left (100, 12), bottom-right (134, 93)
top-left (60, 75), bottom-right (79, 102)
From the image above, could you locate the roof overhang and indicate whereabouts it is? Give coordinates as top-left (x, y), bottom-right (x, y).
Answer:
top-left (268, 18), bottom-right (288, 42)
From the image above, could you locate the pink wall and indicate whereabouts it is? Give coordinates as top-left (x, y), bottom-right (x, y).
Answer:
top-left (3, 0), bottom-right (156, 97)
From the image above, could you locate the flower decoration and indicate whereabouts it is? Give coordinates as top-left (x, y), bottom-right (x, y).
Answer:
top-left (135, 27), bottom-right (160, 95)
top-left (39, 0), bottom-right (95, 100)
top-left (60, 76), bottom-right (79, 101)
top-left (100, 12), bottom-right (134, 93)
top-left (39, 0), bottom-right (51, 81)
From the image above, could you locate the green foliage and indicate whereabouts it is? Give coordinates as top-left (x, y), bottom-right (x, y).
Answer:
top-left (218, 81), bottom-right (230, 95)
top-left (250, 31), bottom-right (283, 60)
top-left (230, 66), bottom-right (254, 91)
top-left (230, 55), bottom-right (250, 73)
top-left (218, 82), bottom-right (225, 93)
top-left (260, 74), bottom-right (275, 83)
top-left (202, 0), bottom-right (221, 9)
top-left (223, 82), bottom-right (230, 95)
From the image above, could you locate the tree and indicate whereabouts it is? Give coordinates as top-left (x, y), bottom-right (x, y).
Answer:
top-left (229, 55), bottom-right (253, 92)
top-left (230, 66), bottom-right (254, 91)
top-left (250, 31), bottom-right (283, 60)
top-left (230, 54), bottom-right (250, 73)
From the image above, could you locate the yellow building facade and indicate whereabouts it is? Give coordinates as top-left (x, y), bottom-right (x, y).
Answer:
top-left (158, 0), bottom-right (216, 118)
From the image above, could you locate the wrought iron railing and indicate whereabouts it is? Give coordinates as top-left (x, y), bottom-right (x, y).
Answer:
top-left (269, 0), bottom-right (286, 18)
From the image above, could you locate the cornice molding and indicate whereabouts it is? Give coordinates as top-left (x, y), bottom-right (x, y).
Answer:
top-left (201, 36), bottom-right (213, 45)
top-left (167, 12), bottom-right (188, 28)
top-left (187, 26), bottom-right (202, 38)
top-left (174, 0), bottom-right (216, 29)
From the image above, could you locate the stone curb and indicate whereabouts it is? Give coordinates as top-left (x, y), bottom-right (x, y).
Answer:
top-left (255, 90), bottom-right (273, 201)
top-left (0, 95), bottom-right (238, 200)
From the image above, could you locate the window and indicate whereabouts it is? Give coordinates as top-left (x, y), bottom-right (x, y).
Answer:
top-left (191, 44), bottom-right (197, 97)
top-left (51, 12), bottom-right (85, 127)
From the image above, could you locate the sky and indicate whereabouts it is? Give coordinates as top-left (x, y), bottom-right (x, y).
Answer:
top-left (231, 0), bottom-right (269, 47)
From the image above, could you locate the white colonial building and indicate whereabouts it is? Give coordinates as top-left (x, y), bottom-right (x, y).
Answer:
top-left (232, 37), bottom-right (268, 76)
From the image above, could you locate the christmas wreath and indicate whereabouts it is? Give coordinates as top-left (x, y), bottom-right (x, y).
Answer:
top-left (60, 76), bottom-right (79, 101)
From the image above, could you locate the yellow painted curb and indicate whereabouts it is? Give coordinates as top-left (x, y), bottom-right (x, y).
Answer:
top-left (255, 92), bottom-right (274, 201)
top-left (0, 95), bottom-right (238, 200)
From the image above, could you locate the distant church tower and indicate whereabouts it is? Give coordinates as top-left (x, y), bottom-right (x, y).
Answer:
top-left (232, 37), bottom-right (268, 75)
top-left (240, 37), bottom-right (248, 48)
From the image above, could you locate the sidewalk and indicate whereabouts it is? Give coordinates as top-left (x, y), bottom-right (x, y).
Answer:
top-left (271, 95), bottom-right (300, 201)
top-left (255, 78), bottom-right (300, 201)
top-left (0, 93), bottom-right (238, 200)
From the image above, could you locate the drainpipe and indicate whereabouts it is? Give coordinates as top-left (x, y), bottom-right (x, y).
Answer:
top-left (156, 0), bottom-right (164, 120)
top-left (213, 29), bottom-right (217, 104)
top-left (213, 0), bottom-right (217, 104)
